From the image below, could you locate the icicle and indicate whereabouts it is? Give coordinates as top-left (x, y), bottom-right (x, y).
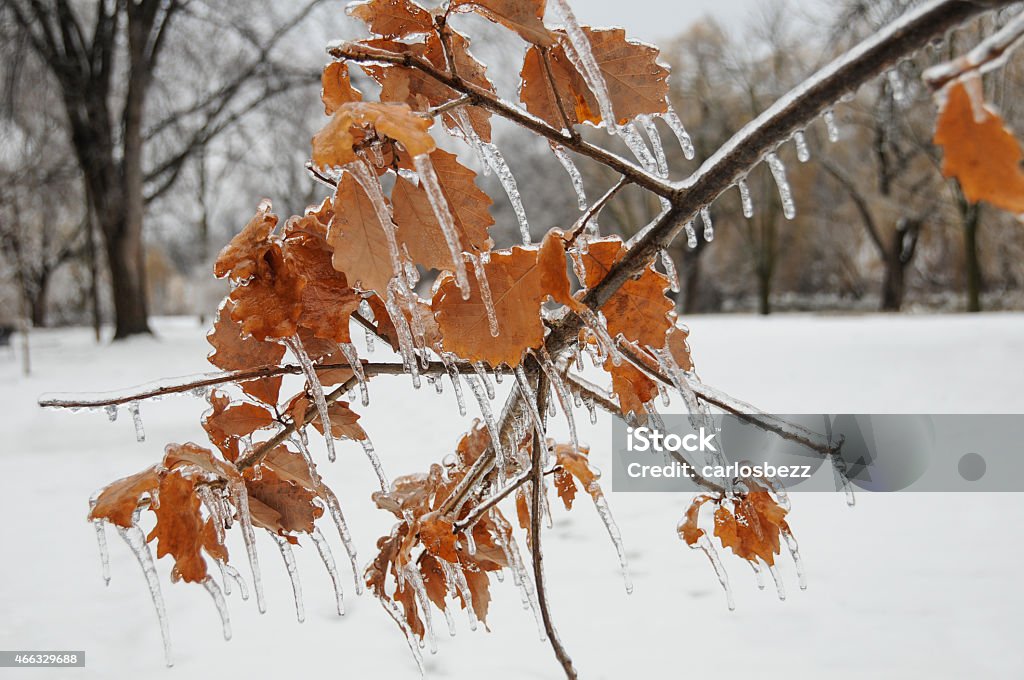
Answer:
top-left (684, 220), bottom-right (698, 249)
top-left (491, 515), bottom-right (547, 640)
top-left (547, 394), bottom-right (557, 418)
top-left (750, 559), bottom-right (766, 590)
top-left (378, 596), bottom-right (426, 676)
top-left (384, 285), bottom-right (421, 389)
top-left (692, 534), bottom-right (734, 611)
top-left (550, 0), bottom-right (617, 131)
top-left (412, 154), bottom-right (470, 296)
top-left (658, 383), bottom-right (670, 407)
top-left (441, 598), bottom-right (458, 637)
top-left (768, 564), bottom-right (787, 601)
top-left (661, 103), bottom-right (696, 160)
top-left (318, 489), bottom-right (362, 595)
top-left (287, 335), bottom-right (336, 464)
top-left (404, 566), bottom-right (438, 654)
top-left (229, 480), bottom-right (265, 613)
top-left (201, 577), bottom-right (231, 641)
top-left (220, 562), bottom-right (249, 600)
top-left (346, 160), bottom-right (408, 288)
top-left (442, 355), bottom-right (467, 416)
top-left (793, 130), bottom-right (811, 163)
top-left (272, 533), bottom-right (305, 623)
top-left (339, 342), bottom-right (369, 407)
top-left (472, 362), bottom-right (495, 400)
top-left (128, 401), bottom-right (145, 442)
top-left (886, 68), bottom-right (906, 104)
top-left (588, 486), bottom-right (633, 593)
top-left (765, 152), bottom-right (796, 220)
top-left (549, 142), bottom-right (588, 210)
top-left (659, 249), bottom-right (680, 293)
top-left (700, 206), bottom-right (714, 242)
top-left (93, 520), bottom-right (111, 585)
top-left (639, 114), bottom-right (669, 178)
top-left (445, 563), bottom-right (479, 632)
top-left (464, 373), bottom-right (506, 482)
top-left (582, 393), bottom-right (597, 425)
top-left (311, 527), bottom-right (345, 615)
top-left (104, 405), bottom-right (118, 422)
top-left (117, 523), bottom-right (173, 665)
top-left (483, 142), bottom-right (531, 245)
top-left (536, 351), bottom-right (579, 457)
top-left (514, 365), bottom-right (547, 445)
top-left (469, 253), bottom-right (500, 337)
top-left (364, 327), bottom-right (375, 353)
top-left (359, 437), bottom-right (389, 493)
top-left (738, 178), bottom-right (754, 218)
top-left (782, 527), bottom-right (807, 590)
top-left (576, 307), bottom-right (624, 366)
top-left (195, 485), bottom-right (226, 545)
top-left (493, 365), bottom-right (504, 384)
top-left (823, 108), bottom-right (840, 142)
top-left (619, 121), bottom-right (659, 175)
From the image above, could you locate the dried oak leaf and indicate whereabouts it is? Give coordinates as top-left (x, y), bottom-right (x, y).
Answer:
top-left (392, 147), bottom-right (494, 272)
top-left (348, 0), bottom-right (435, 39)
top-left (207, 302), bottom-right (285, 406)
top-left (322, 61), bottom-right (362, 115)
top-left (147, 470), bottom-right (218, 583)
top-left (450, 0), bottom-right (553, 46)
top-left (312, 101), bottom-right (435, 170)
top-left (203, 389), bottom-right (240, 461)
top-left (934, 80), bottom-right (1024, 214)
top-left (519, 27), bottom-right (669, 128)
top-left (418, 511), bottom-right (460, 562)
top-left (419, 553), bottom-right (449, 611)
top-left (328, 173), bottom-right (395, 294)
top-left (163, 442), bottom-right (241, 483)
top-left (243, 449), bottom-right (324, 536)
top-left (604, 355), bottom-right (657, 417)
top-left (372, 32), bottom-right (495, 142)
top-left (88, 466), bottom-right (161, 528)
top-left (581, 237), bottom-right (672, 349)
top-left (677, 494), bottom-right (715, 546)
top-left (213, 201), bottom-right (278, 281)
top-left (227, 245), bottom-right (305, 341)
top-left (712, 484), bottom-right (790, 566)
top-left (283, 230), bottom-right (361, 344)
top-left (459, 568), bottom-right (491, 623)
top-left (665, 324), bottom-right (694, 372)
top-left (432, 229), bottom-right (575, 367)
top-left (204, 401), bottom-right (276, 439)
top-left (286, 393), bottom-right (367, 441)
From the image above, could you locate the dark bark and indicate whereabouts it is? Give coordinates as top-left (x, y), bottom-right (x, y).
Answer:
top-left (962, 201), bottom-right (982, 313)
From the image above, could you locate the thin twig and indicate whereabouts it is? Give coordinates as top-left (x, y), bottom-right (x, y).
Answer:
top-left (924, 8), bottom-right (1024, 89)
top-left (540, 46), bottom-right (578, 142)
top-left (565, 177), bottom-right (628, 246)
top-left (428, 93), bottom-right (472, 117)
top-left (529, 372), bottom-right (578, 680)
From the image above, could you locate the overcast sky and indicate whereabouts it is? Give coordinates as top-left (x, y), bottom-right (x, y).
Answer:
top-left (565, 0), bottom-right (833, 44)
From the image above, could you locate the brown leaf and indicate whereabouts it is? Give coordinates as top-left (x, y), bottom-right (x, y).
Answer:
top-left (934, 80), bottom-right (1024, 214)
top-left (228, 245), bottom-right (306, 341)
top-left (322, 62), bottom-right (362, 115)
top-left (348, 0), bottom-right (435, 39)
top-left (710, 484), bottom-right (790, 566)
top-left (284, 230), bottom-right (362, 344)
top-left (419, 512), bottom-right (459, 562)
top-left (450, 0), bottom-right (553, 46)
top-left (207, 302), bottom-right (285, 406)
top-left (213, 201), bottom-right (278, 281)
top-left (162, 442), bottom-right (241, 484)
top-left (312, 102), bottom-right (435, 170)
top-left (203, 390), bottom-right (240, 461)
top-left (553, 465), bottom-right (577, 510)
top-left (147, 471), bottom-right (214, 583)
top-left (665, 324), bottom-right (693, 372)
top-left (243, 460), bottom-right (324, 535)
top-left (287, 393), bottom-right (367, 441)
top-left (205, 402), bottom-right (276, 438)
top-left (88, 466), bottom-right (161, 528)
top-left (419, 553), bottom-right (449, 611)
top-left (677, 494), bottom-right (713, 546)
top-left (520, 28), bottom-right (669, 128)
top-left (432, 229), bottom-right (574, 367)
top-left (581, 237), bottom-right (672, 349)
top-left (328, 173), bottom-right (395, 294)
top-left (604, 355), bottom-right (657, 417)
top-left (392, 148), bottom-right (494, 272)
top-left (460, 568), bottom-right (491, 624)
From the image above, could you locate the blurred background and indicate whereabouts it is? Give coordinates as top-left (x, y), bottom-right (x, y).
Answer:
top-left (1, 0), bottom-right (1022, 353)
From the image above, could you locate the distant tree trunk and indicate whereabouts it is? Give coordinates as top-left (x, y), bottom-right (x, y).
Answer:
top-left (680, 245), bottom-right (703, 314)
top-left (29, 274), bottom-right (49, 327)
top-left (757, 264), bottom-right (772, 315)
top-left (961, 201), bottom-right (982, 313)
top-left (879, 217), bottom-right (922, 312)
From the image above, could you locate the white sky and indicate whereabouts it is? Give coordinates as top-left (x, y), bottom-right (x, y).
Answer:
top-left (564, 0), bottom-right (833, 44)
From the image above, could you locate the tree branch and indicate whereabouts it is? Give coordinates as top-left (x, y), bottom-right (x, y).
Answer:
top-left (924, 6), bottom-right (1024, 89)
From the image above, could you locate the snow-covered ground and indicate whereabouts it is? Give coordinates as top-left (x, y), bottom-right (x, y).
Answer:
top-left (1, 314), bottom-right (1022, 679)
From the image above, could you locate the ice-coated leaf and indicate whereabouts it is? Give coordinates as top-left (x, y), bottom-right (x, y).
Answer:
top-left (347, 0), bottom-right (435, 39)
top-left (449, 0), bottom-right (553, 46)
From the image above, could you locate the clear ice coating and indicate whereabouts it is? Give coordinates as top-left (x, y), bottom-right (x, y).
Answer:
top-left (287, 334), bottom-right (336, 464)
top-left (378, 595), bottom-right (425, 675)
top-left (464, 373), bottom-right (507, 481)
top-left (105, 404), bottom-right (118, 422)
top-left (782, 527), bottom-right (807, 590)
top-left (318, 489), bottom-right (363, 594)
top-left (485, 141), bottom-right (531, 245)
top-left (768, 564), bottom-right (787, 601)
top-left (639, 114), bottom-right (670, 178)
top-left (619, 121), bottom-right (659, 175)
top-left (384, 284), bottom-right (421, 389)
top-left (684, 220), bottom-right (698, 249)
top-left (794, 130), bottom-right (811, 163)
top-left (201, 576), bottom-right (232, 641)
top-left (823, 108), bottom-right (840, 142)
top-left (469, 253), bottom-right (500, 337)
top-left (886, 68), bottom-right (906, 103)
top-left (219, 562), bottom-right (249, 600)
top-left (442, 355), bottom-right (467, 417)
top-left (128, 401), bottom-right (145, 442)
top-left (550, 0), bottom-right (617, 131)
top-left (536, 351), bottom-right (579, 458)
top-left (272, 533), bottom-right (305, 623)
top-left (692, 534), bottom-right (735, 611)
top-left (514, 365), bottom-right (547, 445)
top-left (412, 154), bottom-right (470, 296)
top-left (765, 152), bottom-right (796, 220)
top-left (339, 342), bottom-right (369, 407)
top-left (229, 480), bottom-right (266, 613)
top-left (700, 206), bottom-right (714, 242)
top-left (311, 527), bottom-right (346, 615)
top-left (89, 494), bottom-right (111, 586)
top-left (738, 178), bottom-right (754, 218)
top-left (472, 361), bottom-right (495, 400)
top-left (549, 142), bottom-right (588, 211)
top-left (750, 559), bottom-right (766, 590)
top-left (661, 103), bottom-right (696, 160)
top-left (404, 566), bottom-right (438, 654)
top-left (116, 522), bottom-right (173, 665)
